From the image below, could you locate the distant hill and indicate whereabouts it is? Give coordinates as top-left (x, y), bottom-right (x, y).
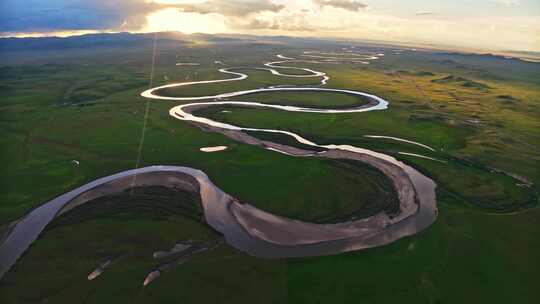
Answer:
top-left (431, 75), bottom-right (491, 90)
top-left (0, 32), bottom-right (385, 53)
top-left (0, 32), bottom-right (196, 52)
top-left (0, 33), bottom-right (151, 51)
top-left (397, 70), bottom-right (435, 76)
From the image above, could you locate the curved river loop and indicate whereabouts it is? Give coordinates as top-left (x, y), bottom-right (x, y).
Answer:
top-left (0, 52), bottom-right (438, 278)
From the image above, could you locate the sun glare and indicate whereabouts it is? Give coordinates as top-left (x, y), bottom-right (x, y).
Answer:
top-left (144, 8), bottom-right (227, 34)
top-left (150, 0), bottom-right (207, 3)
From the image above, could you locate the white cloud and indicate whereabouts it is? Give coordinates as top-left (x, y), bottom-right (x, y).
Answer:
top-left (491, 0), bottom-right (521, 7)
top-left (138, 0), bottom-right (540, 51)
top-left (415, 11), bottom-right (436, 16)
top-left (230, 1), bottom-right (539, 51)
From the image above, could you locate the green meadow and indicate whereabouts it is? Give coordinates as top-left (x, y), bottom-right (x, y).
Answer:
top-left (0, 35), bottom-right (538, 303)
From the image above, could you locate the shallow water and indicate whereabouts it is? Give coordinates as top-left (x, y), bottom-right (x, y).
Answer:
top-left (200, 146), bottom-right (228, 152)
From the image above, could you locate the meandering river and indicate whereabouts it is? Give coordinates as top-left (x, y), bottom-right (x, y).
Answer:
top-left (0, 53), bottom-right (437, 278)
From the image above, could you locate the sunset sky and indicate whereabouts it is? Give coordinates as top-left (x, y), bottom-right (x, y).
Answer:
top-left (1, 0), bottom-right (539, 51)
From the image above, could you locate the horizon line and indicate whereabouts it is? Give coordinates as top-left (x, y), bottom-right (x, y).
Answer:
top-left (1, 30), bottom-right (539, 62)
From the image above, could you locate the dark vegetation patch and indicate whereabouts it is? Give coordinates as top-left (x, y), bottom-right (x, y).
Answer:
top-left (228, 153), bottom-right (402, 223)
top-left (324, 159), bottom-right (400, 221)
top-left (234, 90), bottom-right (372, 109)
top-left (397, 70), bottom-right (435, 76)
top-left (399, 155), bottom-right (537, 213)
top-left (61, 78), bottom-right (147, 105)
top-left (47, 186), bottom-right (203, 231)
top-left (497, 94), bottom-right (518, 100)
top-left (496, 94), bottom-right (520, 105)
top-left (436, 59), bottom-right (458, 65)
top-left (415, 71), bottom-right (435, 76)
top-left (408, 113), bottom-right (448, 122)
top-left (431, 75), bottom-right (491, 90)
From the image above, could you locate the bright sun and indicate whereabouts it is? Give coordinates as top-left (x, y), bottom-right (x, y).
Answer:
top-left (144, 8), bottom-right (227, 34)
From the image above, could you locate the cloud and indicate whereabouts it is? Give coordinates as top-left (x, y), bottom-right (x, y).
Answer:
top-left (234, 12), bottom-right (317, 32)
top-left (1, 0), bottom-right (538, 52)
top-left (231, 3), bottom-right (540, 52)
top-left (313, 0), bottom-right (367, 11)
top-left (177, 0), bottom-right (284, 17)
top-left (170, 0), bottom-right (286, 32)
top-left (0, 0), bottom-right (165, 32)
top-left (415, 11), bottom-right (436, 16)
top-left (491, 0), bottom-right (520, 7)
top-left (0, 0), bottom-right (285, 33)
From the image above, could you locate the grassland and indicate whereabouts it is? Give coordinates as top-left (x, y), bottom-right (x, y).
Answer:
top-left (156, 68), bottom-right (321, 98)
top-left (0, 34), bottom-right (539, 303)
top-left (197, 54), bottom-right (539, 211)
top-left (234, 90), bottom-right (372, 108)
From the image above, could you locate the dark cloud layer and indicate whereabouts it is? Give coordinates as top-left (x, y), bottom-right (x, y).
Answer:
top-left (0, 0), bottom-right (285, 33)
top-left (0, 0), bottom-right (161, 32)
